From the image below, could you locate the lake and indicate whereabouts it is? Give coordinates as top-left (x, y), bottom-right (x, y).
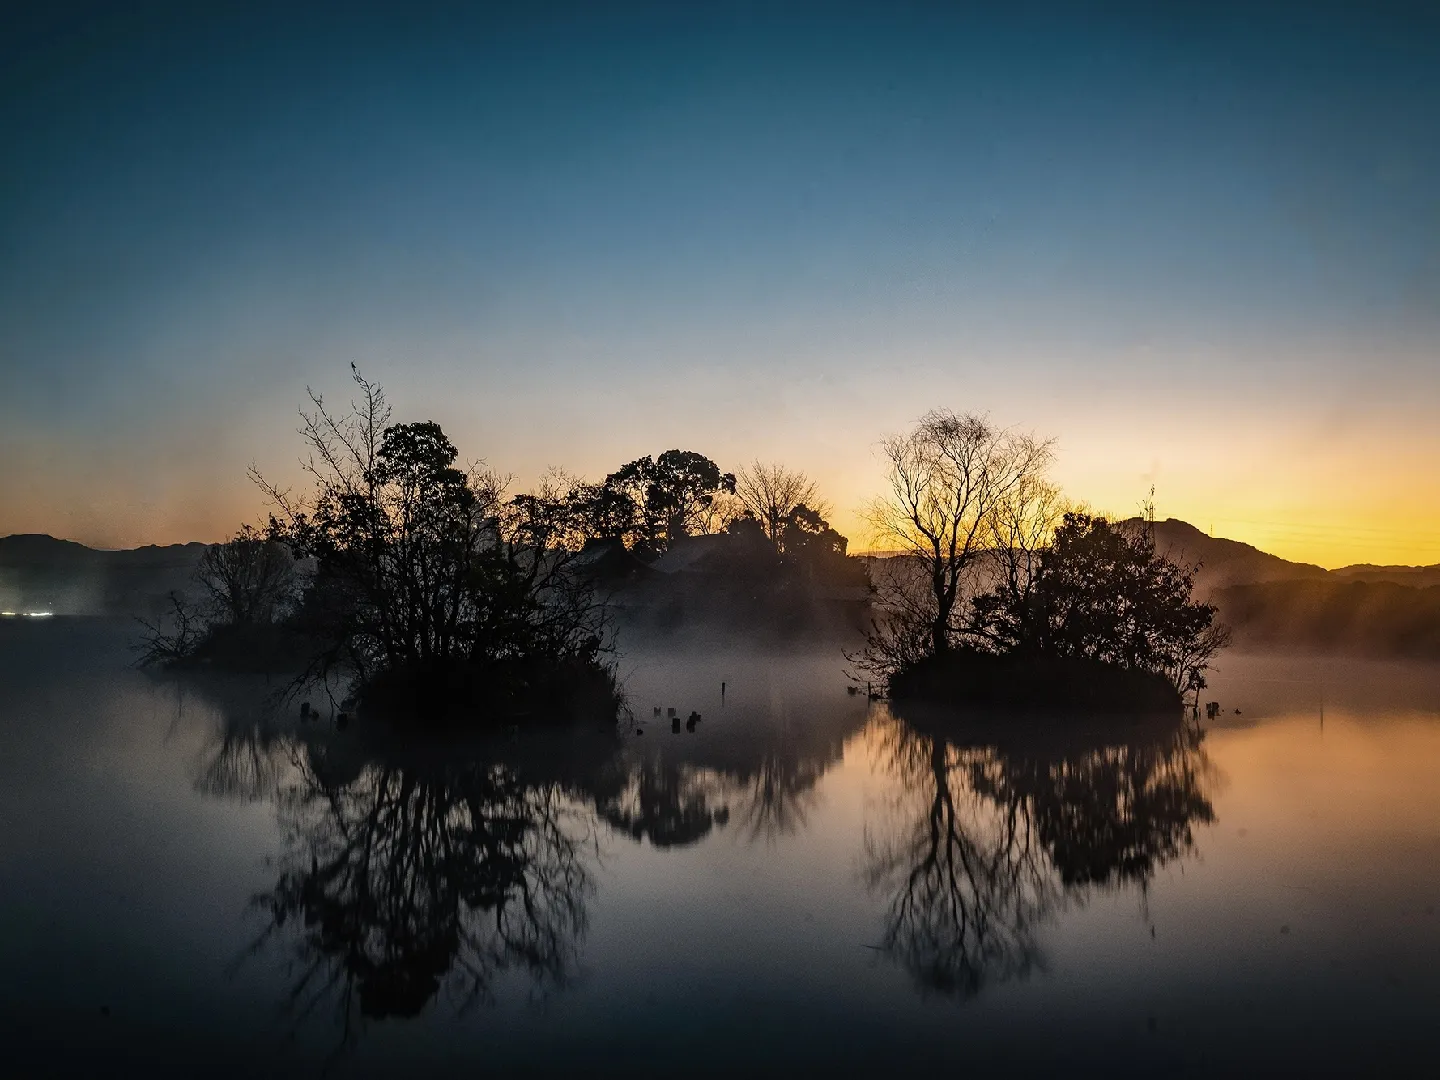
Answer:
top-left (3, 618), bottom-right (1439, 1076)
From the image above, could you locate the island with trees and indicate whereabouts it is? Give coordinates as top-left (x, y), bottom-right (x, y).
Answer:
top-left (857, 410), bottom-right (1228, 713)
top-left (139, 368), bottom-right (872, 727)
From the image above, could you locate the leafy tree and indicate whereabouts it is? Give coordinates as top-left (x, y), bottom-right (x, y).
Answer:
top-left (780, 504), bottom-right (843, 556)
top-left (970, 513), bottom-right (1230, 695)
top-left (778, 503), bottom-right (862, 586)
top-left (575, 450), bottom-right (736, 558)
top-left (566, 480), bottom-right (639, 547)
top-left (255, 368), bottom-right (611, 715)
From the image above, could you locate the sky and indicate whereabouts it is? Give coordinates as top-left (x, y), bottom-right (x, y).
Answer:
top-left (2, 1), bottom-right (1438, 567)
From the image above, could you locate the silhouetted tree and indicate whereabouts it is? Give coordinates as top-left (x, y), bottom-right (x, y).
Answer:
top-left (779, 503), bottom-right (844, 560)
top-left (567, 480), bottom-right (641, 548)
top-left (134, 590), bottom-right (205, 666)
top-left (734, 462), bottom-right (828, 547)
top-left (974, 472), bottom-right (1066, 641)
top-left (135, 525), bottom-right (299, 667)
top-left (970, 513), bottom-right (1230, 695)
top-left (196, 524), bottom-right (297, 626)
top-left (253, 368), bottom-right (612, 717)
top-left (574, 450), bottom-right (736, 559)
top-left (857, 411), bottom-right (1052, 678)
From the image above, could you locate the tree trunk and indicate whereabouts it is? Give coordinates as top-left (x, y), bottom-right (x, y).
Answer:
top-left (931, 594), bottom-right (952, 655)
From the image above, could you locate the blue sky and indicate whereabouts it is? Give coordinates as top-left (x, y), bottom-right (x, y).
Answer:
top-left (2, 2), bottom-right (1438, 563)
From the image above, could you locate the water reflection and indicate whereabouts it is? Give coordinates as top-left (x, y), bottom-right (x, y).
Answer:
top-left (733, 745), bottom-right (828, 842)
top-left (189, 670), bottom-right (866, 1039)
top-left (190, 681), bottom-right (295, 802)
top-left (7, 632), bottom-right (1437, 1076)
top-left (865, 707), bottom-right (1215, 998)
top-left (257, 745), bottom-right (598, 1024)
top-left (593, 759), bottom-right (729, 847)
top-left (189, 677), bottom-right (1217, 1045)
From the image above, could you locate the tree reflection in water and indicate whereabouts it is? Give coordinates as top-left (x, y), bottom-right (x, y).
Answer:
top-left (192, 707), bottom-right (613, 1041)
top-left (865, 707), bottom-right (1215, 998)
top-left (733, 746), bottom-right (828, 843)
top-left (191, 685), bottom-right (1214, 1028)
top-left (189, 678), bottom-right (864, 1043)
top-left (592, 724), bottom-right (843, 849)
top-left (257, 750), bottom-right (597, 1024)
top-left (590, 758), bottom-right (727, 847)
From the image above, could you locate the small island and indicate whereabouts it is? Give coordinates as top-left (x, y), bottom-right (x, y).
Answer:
top-left (135, 369), bottom-right (871, 729)
top-left (856, 413), bottom-right (1228, 715)
top-left (139, 370), bottom-right (625, 727)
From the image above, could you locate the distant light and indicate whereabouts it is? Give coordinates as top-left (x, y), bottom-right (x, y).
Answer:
top-left (0, 611), bottom-right (14, 617)
top-left (23, 611), bottom-right (53, 618)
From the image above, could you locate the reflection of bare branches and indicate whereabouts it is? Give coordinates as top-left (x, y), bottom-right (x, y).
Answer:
top-left (187, 679), bottom-right (304, 801)
top-left (864, 711), bottom-right (1214, 999)
top-left (865, 724), bottom-right (1054, 997)
top-left (732, 749), bottom-right (826, 844)
top-left (194, 718), bottom-right (293, 801)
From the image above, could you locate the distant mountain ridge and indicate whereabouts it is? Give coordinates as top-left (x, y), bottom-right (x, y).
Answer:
top-left (0, 533), bottom-right (208, 616)
top-left (1328, 563), bottom-right (1440, 587)
top-left (1123, 518), bottom-right (1329, 592)
top-left (1124, 518), bottom-right (1440, 593)
top-left (863, 518), bottom-right (1434, 593)
top-left (1114, 519), bottom-right (1440, 657)
top-left (0, 533), bottom-right (208, 561)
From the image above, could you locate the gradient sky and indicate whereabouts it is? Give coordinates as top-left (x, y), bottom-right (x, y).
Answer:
top-left (2, 2), bottom-right (1438, 566)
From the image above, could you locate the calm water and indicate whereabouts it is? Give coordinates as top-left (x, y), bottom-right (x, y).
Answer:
top-left (3, 619), bottom-right (1440, 1077)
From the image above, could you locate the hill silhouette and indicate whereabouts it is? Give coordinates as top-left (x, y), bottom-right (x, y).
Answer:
top-left (1127, 518), bottom-right (1331, 591)
top-left (1329, 563), bottom-right (1440, 588)
top-left (0, 534), bottom-right (206, 616)
top-left (1099, 519), bottom-right (1440, 658)
top-left (1120, 517), bottom-right (1440, 591)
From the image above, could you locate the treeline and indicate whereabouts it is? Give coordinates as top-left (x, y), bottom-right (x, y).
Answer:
top-left (564, 450), bottom-right (861, 589)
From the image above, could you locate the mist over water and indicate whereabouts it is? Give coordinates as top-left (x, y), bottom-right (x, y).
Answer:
top-left (3, 618), bottom-right (1438, 1076)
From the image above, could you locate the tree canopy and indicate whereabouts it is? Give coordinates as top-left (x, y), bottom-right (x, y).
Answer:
top-left (571, 450), bottom-right (736, 559)
top-left (970, 513), bottom-right (1228, 694)
top-left (250, 368), bottom-right (614, 721)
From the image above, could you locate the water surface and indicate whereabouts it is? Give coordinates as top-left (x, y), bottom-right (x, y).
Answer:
top-left (3, 619), bottom-right (1438, 1076)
